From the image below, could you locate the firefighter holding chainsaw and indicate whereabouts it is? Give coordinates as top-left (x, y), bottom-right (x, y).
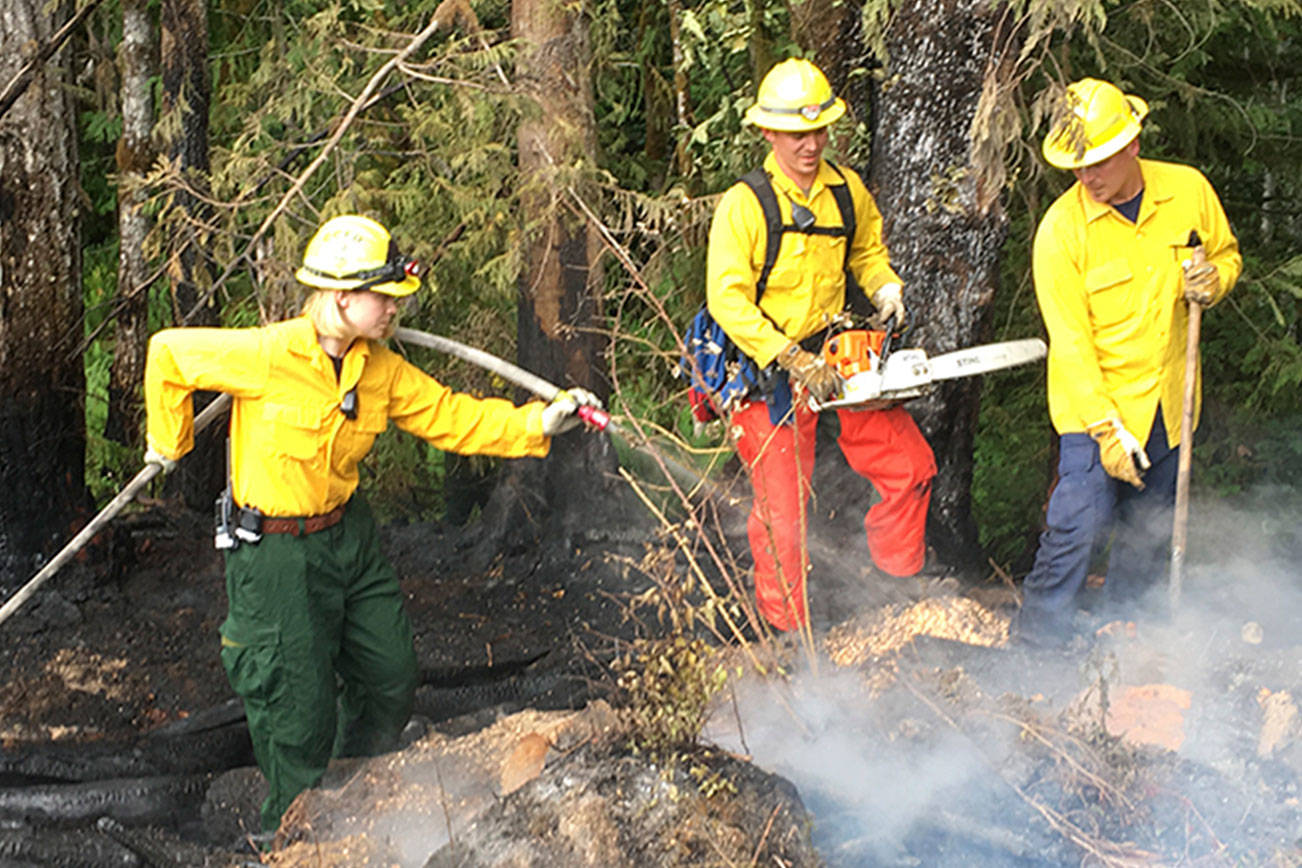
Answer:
top-left (1014, 79), bottom-right (1241, 647)
top-left (142, 214), bottom-right (600, 837)
top-left (705, 58), bottom-right (937, 632)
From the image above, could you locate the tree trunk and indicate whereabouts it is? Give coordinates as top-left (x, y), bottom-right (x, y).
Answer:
top-left (789, 0), bottom-right (854, 100)
top-left (0, 0), bottom-right (88, 586)
top-left (474, 0), bottom-right (641, 562)
top-left (790, 0), bottom-right (873, 159)
top-left (105, 0), bottom-right (155, 447)
top-left (158, 0), bottom-right (223, 510)
top-left (867, 0), bottom-right (1017, 572)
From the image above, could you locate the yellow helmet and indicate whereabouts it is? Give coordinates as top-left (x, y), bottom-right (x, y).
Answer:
top-left (1042, 78), bottom-right (1148, 170)
top-left (744, 58), bottom-right (846, 132)
top-left (295, 214), bottom-right (422, 296)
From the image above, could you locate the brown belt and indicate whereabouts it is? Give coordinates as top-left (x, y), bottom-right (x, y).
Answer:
top-left (260, 505), bottom-right (346, 537)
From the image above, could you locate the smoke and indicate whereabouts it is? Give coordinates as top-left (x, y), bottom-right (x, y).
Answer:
top-left (705, 483), bottom-right (1302, 863)
top-left (1108, 484), bottom-right (1302, 768)
top-left (703, 663), bottom-right (998, 861)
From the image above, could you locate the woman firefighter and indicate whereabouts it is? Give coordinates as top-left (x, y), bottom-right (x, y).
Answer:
top-left (142, 214), bottom-right (600, 838)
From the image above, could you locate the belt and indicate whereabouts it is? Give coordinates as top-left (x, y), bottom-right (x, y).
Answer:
top-left (260, 505), bottom-right (346, 537)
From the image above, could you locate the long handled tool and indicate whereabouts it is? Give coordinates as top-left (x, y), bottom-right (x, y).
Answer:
top-left (0, 393), bottom-right (232, 628)
top-left (1170, 232), bottom-right (1206, 608)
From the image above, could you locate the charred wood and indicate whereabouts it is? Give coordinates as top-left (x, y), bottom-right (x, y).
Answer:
top-left (0, 773), bottom-right (212, 827)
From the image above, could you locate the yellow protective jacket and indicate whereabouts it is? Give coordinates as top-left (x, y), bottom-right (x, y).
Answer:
top-left (1032, 158), bottom-right (1241, 446)
top-left (144, 315), bottom-right (549, 516)
top-left (706, 153), bottom-right (902, 367)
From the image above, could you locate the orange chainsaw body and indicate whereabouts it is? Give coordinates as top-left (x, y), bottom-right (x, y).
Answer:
top-left (822, 329), bottom-right (886, 378)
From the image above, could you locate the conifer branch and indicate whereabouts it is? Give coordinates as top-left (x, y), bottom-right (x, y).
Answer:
top-left (180, 9), bottom-right (453, 325)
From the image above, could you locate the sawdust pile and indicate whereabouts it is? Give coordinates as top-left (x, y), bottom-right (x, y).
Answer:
top-left (266, 702), bottom-right (622, 866)
top-left (823, 594), bottom-right (1010, 669)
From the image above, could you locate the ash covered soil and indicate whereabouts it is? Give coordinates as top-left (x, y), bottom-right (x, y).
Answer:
top-left (1, 504), bottom-right (638, 748)
top-left (1, 498), bottom-right (668, 863)
top-left (4, 490), bottom-right (1302, 867)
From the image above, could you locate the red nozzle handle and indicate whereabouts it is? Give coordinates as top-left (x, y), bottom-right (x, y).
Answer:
top-left (577, 404), bottom-right (610, 431)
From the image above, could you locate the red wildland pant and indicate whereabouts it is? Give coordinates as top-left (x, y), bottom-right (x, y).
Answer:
top-left (732, 400), bottom-right (936, 631)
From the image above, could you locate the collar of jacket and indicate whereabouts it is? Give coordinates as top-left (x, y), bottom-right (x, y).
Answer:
top-left (763, 152), bottom-right (849, 204)
top-left (283, 314), bottom-right (372, 391)
top-left (1079, 157), bottom-right (1176, 225)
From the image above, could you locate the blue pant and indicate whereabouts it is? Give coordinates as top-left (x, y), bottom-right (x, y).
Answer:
top-left (1017, 412), bottom-right (1178, 640)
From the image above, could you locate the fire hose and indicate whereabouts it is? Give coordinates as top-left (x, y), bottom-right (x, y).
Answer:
top-left (0, 329), bottom-right (612, 629)
top-left (392, 327), bottom-right (610, 430)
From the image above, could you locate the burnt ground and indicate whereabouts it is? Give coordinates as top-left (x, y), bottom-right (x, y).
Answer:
top-left (0, 498), bottom-right (657, 748)
top-left (3, 465), bottom-right (1302, 866)
top-left (0, 489), bottom-right (670, 861)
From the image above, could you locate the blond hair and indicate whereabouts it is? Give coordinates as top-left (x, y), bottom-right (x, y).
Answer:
top-left (303, 289), bottom-right (351, 339)
top-left (302, 288), bottom-right (401, 341)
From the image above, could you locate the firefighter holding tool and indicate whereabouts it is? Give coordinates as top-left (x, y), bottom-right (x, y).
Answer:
top-left (142, 214), bottom-right (601, 838)
top-left (1014, 79), bottom-right (1240, 648)
top-left (705, 58), bottom-right (937, 633)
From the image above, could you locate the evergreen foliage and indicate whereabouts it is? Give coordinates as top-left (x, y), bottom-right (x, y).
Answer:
top-left (65, 0), bottom-right (1301, 560)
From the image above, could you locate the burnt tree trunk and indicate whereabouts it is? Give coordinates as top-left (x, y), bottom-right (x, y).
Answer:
top-left (867, 0), bottom-right (1017, 572)
top-left (474, 0), bottom-right (641, 561)
top-left (789, 0), bottom-right (859, 112)
top-left (158, 0), bottom-right (223, 510)
top-left (0, 0), bottom-right (88, 587)
top-left (104, 0), bottom-right (155, 448)
top-left (791, 0), bottom-right (873, 161)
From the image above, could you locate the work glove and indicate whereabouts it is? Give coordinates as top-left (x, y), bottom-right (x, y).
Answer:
top-left (1181, 247), bottom-right (1218, 306)
top-left (541, 387), bottom-right (602, 436)
top-left (870, 282), bottom-right (906, 328)
top-left (775, 341), bottom-right (839, 403)
top-left (143, 447), bottom-right (178, 474)
top-left (1086, 417), bottom-right (1151, 490)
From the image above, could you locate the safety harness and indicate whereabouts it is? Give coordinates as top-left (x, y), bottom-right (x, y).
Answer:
top-left (683, 161), bottom-right (860, 425)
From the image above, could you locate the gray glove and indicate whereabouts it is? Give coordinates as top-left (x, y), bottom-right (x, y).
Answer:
top-left (870, 282), bottom-right (906, 327)
top-left (144, 447), bottom-right (178, 474)
top-left (541, 387), bottom-right (601, 436)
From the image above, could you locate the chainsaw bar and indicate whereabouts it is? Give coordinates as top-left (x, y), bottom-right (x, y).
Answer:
top-left (813, 338), bottom-right (1046, 411)
top-left (926, 338), bottom-right (1047, 382)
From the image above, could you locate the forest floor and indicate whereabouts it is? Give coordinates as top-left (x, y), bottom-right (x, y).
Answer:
top-left (2, 482), bottom-right (1301, 866)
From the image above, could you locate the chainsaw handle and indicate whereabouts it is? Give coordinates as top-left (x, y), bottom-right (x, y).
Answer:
top-left (878, 310), bottom-right (909, 362)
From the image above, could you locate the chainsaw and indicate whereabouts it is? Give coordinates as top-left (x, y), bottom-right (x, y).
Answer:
top-left (809, 325), bottom-right (1047, 412)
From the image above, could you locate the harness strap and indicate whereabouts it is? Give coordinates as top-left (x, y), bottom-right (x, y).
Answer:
top-left (739, 161), bottom-right (858, 301)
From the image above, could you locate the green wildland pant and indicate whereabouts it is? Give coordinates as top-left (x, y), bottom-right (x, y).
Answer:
top-left (219, 495), bottom-right (418, 834)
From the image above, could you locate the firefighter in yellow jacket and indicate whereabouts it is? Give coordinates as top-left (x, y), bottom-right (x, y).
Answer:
top-left (1015, 79), bottom-right (1241, 647)
top-left (707, 59), bottom-right (936, 632)
top-left (143, 215), bottom-right (599, 836)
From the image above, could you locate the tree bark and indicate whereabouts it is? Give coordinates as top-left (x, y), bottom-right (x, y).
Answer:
top-left (105, 0), bottom-right (155, 448)
top-left (790, 0), bottom-right (873, 158)
top-left (0, 0), bottom-right (88, 586)
top-left (474, 0), bottom-right (641, 561)
top-left (158, 0), bottom-right (223, 509)
top-left (867, 0), bottom-right (1017, 572)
